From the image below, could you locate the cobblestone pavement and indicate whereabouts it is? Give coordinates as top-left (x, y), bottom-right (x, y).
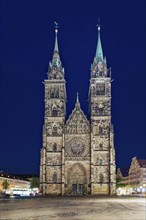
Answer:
top-left (0, 196), bottom-right (146, 220)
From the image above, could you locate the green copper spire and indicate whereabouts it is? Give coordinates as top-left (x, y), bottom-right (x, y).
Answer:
top-left (95, 24), bottom-right (103, 62)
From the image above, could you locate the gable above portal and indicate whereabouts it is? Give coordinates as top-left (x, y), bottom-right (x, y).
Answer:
top-left (65, 103), bottom-right (90, 134)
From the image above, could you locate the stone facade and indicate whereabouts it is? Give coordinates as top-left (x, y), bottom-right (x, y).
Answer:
top-left (40, 26), bottom-right (116, 195)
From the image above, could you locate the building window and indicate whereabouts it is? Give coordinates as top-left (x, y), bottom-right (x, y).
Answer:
top-left (53, 143), bottom-right (57, 152)
top-left (99, 108), bottom-right (103, 115)
top-left (99, 126), bottom-right (102, 135)
top-left (52, 125), bottom-right (58, 136)
top-left (96, 84), bottom-right (105, 95)
top-left (99, 143), bottom-right (103, 150)
top-left (50, 90), bottom-right (55, 98)
top-left (53, 172), bottom-right (57, 183)
top-left (52, 107), bottom-right (58, 116)
top-left (99, 158), bottom-right (103, 165)
top-left (99, 173), bottom-right (104, 183)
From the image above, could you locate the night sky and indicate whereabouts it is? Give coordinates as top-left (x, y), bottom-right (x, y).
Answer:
top-left (0, 0), bottom-right (146, 175)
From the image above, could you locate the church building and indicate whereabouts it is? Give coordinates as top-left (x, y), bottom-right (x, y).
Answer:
top-left (40, 25), bottom-right (116, 195)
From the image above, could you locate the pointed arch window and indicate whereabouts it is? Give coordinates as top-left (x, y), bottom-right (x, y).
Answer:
top-left (52, 172), bottom-right (57, 183)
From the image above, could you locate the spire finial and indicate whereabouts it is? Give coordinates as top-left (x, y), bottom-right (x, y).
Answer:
top-left (54, 21), bottom-right (59, 33)
top-left (76, 92), bottom-right (79, 102)
top-left (54, 22), bottom-right (59, 52)
top-left (97, 18), bottom-right (101, 31)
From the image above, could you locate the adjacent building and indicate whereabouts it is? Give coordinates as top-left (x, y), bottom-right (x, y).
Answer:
top-left (0, 172), bottom-right (30, 192)
top-left (129, 157), bottom-right (146, 192)
top-left (116, 157), bottom-right (146, 194)
top-left (40, 25), bottom-right (116, 195)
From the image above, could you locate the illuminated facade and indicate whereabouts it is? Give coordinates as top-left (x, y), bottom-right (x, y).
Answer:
top-left (117, 157), bottom-right (146, 194)
top-left (40, 25), bottom-right (116, 195)
top-left (0, 172), bottom-right (30, 192)
top-left (129, 157), bottom-right (146, 190)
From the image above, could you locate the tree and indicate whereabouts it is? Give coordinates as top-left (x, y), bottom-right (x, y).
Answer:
top-left (2, 179), bottom-right (9, 191)
top-left (30, 177), bottom-right (39, 189)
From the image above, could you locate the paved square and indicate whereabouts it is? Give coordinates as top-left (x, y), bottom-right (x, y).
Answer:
top-left (0, 196), bottom-right (146, 220)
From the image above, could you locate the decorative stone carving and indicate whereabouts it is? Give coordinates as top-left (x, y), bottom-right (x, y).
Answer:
top-left (66, 108), bottom-right (90, 134)
top-left (92, 101), bottom-right (110, 116)
top-left (45, 121), bottom-right (64, 136)
top-left (67, 163), bottom-right (87, 184)
top-left (91, 119), bottom-right (110, 136)
top-left (65, 136), bottom-right (90, 157)
top-left (49, 69), bottom-right (64, 80)
top-left (105, 83), bottom-right (111, 96)
top-left (91, 62), bottom-right (108, 78)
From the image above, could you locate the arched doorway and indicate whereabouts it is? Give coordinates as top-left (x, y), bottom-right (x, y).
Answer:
top-left (67, 163), bottom-right (87, 195)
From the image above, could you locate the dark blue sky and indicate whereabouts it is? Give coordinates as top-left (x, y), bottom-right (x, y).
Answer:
top-left (0, 0), bottom-right (146, 174)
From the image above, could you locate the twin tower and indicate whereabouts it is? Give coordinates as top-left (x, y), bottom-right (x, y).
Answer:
top-left (40, 25), bottom-right (116, 195)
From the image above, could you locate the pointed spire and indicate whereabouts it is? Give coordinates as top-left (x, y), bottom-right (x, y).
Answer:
top-left (54, 22), bottom-right (59, 53)
top-left (95, 23), bottom-right (103, 62)
top-left (51, 22), bottom-right (61, 68)
top-left (76, 92), bottom-right (79, 103)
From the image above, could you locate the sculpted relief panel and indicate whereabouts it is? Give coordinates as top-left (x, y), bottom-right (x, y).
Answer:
top-left (46, 153), bottom-right (61, 165)
top-left (91, 119), bottom-right (110, 136)
top-left (45, 85), bottom-right (65, 100)
top-left (91, 101), bottom-right (110, 116)
top-left (94, 137), bottom-right (109, 151)
top-left (45, 119), bottom-right (64, 136)
top-left (45, 99), bottom-right (65, 117)
top-left (66, 111), bottom-right (90, 134)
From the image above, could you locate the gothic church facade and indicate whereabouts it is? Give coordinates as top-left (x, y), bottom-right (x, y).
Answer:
top-left (40, 26), bottom-right (116, 195)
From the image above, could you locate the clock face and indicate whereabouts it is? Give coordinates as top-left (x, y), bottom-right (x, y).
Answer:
top-left (71, 142), bottom-right (84, 156)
